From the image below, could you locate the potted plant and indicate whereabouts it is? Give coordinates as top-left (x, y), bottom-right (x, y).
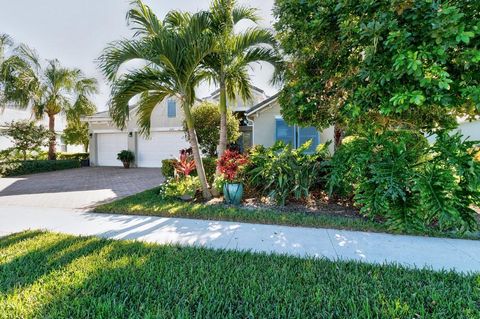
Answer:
top-left (117, 150), bottom-right (134, 168)
top-left (217, 149), bottom-right (249, 205)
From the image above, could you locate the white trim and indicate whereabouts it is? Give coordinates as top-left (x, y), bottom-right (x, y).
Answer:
top-left (147, 127), bottom-right (184, 132)
top-left (245, 95), bottom-right (279, 117)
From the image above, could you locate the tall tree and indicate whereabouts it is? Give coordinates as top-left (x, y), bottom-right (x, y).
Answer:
top-left (204, 0), bottom-right (281, 159)
top-left (1, 44), bottom-right (98, 159)
top-left (98, 0), bottom-right (215, 199)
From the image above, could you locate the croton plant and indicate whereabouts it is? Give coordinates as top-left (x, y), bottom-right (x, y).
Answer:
top-left (217, 150), bottom-right (249, 182)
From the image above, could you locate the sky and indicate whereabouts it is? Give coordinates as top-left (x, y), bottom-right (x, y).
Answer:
top-left (0, 0), bottom-right (277, 112)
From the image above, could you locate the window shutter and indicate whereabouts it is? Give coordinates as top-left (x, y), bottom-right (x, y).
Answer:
top-left (275, 119), bottom-right (295, 146)
top-left (297, 126), bottom-right (319, 153)
top-left (167, 99), bottom-right (176, 118)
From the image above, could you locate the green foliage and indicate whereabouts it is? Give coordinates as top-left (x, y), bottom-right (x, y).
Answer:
top-left (2, 231), bottom-right (479, 318)
top-left (184, 102), bottom-right (240, 156)
top-left (117, 150), bottom-right (134, 163)
top-left (0, 160), bottom-right (80, 177)
top-left (161, 159), bottom-right (176, 178)
top-left (246, 141), bottom-right (323, 205)
top-left (159, 176), bottom-right (201, 199)
top-left (328, 130), bottom-right (480, 233)
top-left (0, 120), bottom-right (52, 161)
top-left (56, 152), bottom-right (89, 160)
top-left (274, 0), bottom-right (480, 132)
top-left (162, 157), bottom-right (216, 184)
top-left (62, 122), bottom-right (90, 152)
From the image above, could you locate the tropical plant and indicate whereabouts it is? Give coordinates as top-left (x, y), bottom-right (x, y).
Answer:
top-left (160, 176), bottom-right (201, 199)
top-left (203, 0), bottom-right (281, 159)
top-left (327, 130), bottom-right (480, 233)
top-left (62, 122), bottom-right (90, 152)
top-left (1, 44), bottom-right (98, 160)
top-left (98, 0), bottom-right (215, 199)
top-left (185, 101), bottom-right (240, 156)
top-left (274, 0), bottom-right (480, 139)
top-left (173, 149), bottom-right (196, 177)
top-left (217, 149), bottom-right (248, 182)
top-left (246, 141), bottom-right (322, 205)
top-left (117, 150), bottom-right (134, 167)
top-left (0, 120), bottom-right (53, 161)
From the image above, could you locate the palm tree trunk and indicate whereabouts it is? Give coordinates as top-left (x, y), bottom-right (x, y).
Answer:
top-left (217, 79), bottom-right (228, 159)
top-left (48, 114), bottom-right (56, 160)
top-left (334, 123), bottom-right (343, 151)
top-left (183, 103), bottom-right (212, 200)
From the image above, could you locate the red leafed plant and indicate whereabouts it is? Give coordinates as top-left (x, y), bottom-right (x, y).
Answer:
top-left (174, 149), bottom-right (196, 177)
top-left (217, 150), bottom-right (249, 182)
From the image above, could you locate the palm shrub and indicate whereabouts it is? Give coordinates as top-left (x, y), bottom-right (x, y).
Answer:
top-left (246, 141), bottom-right (322, 205)
top-left (328, 130), bottom-right (480, 233)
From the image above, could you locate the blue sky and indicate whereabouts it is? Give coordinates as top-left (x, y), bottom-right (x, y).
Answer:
top-left (0, 0), bottom-right (277, 112)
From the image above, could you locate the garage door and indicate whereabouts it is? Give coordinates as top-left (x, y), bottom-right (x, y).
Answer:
top-left (137, 131), bottom-right (190, 167)
top-left (97, 133), bottom-right (128, 166)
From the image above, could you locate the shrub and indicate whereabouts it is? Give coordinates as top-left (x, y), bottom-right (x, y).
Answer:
top-left (117, 150), bottom-right (134, 163)
top-left (184, 102), bottom-right (241, 156)
top-left (161, 159), bottom-right (176, 178)
top-left (246, 141), bottom-right (323, 206)
top-left (57, 152), bottom-right (89, 160)
top-left (0, 160), bottom-right (80, 177)
top-left (159, 176), bottom-right (201, 199)
top-left (162, 156), bottom-right (216, 184)
top-left (327, 130), bottom-right (480, 233)
top-left (217, 150), bottom-right (249, 182)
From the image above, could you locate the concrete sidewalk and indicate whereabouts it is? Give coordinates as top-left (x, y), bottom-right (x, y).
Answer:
top-left (1, 206), bottom-right (479, 273)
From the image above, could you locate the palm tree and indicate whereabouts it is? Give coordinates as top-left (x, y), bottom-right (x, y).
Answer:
top-left (98, 0), bottom-right (214, 199)
top-left (1, 44), bottom-right (98, 160)
top-left (204, 0), bottom-right (281, 158)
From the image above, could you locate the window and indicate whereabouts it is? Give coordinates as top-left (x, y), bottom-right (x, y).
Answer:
top-left (167, 99), bottom-right (176, 118)
top-left (298, 126), bottom-right (319, 153)
top-left (275, 118), bottom-right (319, 152)
top-left (275, 119), bottom-right (295, 146)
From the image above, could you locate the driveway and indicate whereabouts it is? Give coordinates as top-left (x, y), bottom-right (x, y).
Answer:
top-left (0, 167), bottom-right (163, 209)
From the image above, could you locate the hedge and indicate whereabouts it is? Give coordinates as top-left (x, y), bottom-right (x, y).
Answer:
top-left (0, 160), bottom-right (81, 177)
top-left (57, 152), bottom-right (89, 160)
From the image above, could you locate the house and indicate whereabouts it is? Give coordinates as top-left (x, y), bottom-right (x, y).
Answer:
top-left (0, 104), bottom-right (81, 152)
top-left (245, 93), bottom-right (336, 154)
top-left (85, 87), bottom-right (480, 168)
top-left (84, 86), bottom-right (271, 167)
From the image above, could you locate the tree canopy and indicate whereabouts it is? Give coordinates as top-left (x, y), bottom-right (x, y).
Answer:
top-left (274, 0), bottom-right (480, 133)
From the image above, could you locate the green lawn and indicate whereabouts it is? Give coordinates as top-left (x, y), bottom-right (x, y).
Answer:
top-left (94, 187), bottom-right (480, 240)
top-left (0, 231), bottom-right (479, 318)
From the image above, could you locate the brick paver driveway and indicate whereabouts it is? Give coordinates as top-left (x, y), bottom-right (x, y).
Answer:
top-left (0, 167), bottom-right (163, 209)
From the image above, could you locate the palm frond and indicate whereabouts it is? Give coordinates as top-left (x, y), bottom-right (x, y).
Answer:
top-left (126, 0), bottom-right (162, 37)
top-left (232, 6), bottom-right (260, 24)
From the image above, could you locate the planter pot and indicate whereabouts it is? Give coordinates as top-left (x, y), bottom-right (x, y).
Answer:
top-left (223, 183), bottom-right (244, 205)
top-left (122, 161), bottom-right (131, 169)
top-left (80, 159), bottom-right (90, 167)
top-left (179, 194), bottom-right (194, 201)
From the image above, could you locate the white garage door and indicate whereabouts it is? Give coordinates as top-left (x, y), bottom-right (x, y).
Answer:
top-left (97, 133), bottom-right (128, 166)
top-left (137, 131), bottom-right (190, 167)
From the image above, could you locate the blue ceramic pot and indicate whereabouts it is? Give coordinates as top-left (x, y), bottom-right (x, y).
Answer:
top-left (223, 183), bottom-right (244, 205)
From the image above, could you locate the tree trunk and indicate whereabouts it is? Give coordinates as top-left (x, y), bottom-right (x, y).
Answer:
top-left (183, 104), bottom-right (212, 200)
top-left (48, 114), bottom-right (56, 160)
top-left (334, 123), bottom-right (344, 151)
top-left (217, 79), bottom-right (228, 160)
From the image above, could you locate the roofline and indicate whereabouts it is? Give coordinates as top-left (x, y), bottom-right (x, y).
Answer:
top-left (245, 92), bottom-right (279, 116)
top-left (207, 85), bottom-right (266, 99)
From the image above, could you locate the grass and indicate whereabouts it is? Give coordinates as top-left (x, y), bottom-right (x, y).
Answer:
top-left (1, 231), bottom-right (479, 318)
top-left (94, 187), bottom-right (480, 240)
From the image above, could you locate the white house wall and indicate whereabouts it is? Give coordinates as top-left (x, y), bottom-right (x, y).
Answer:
top-left (248, 100), bottom-right (335, 154)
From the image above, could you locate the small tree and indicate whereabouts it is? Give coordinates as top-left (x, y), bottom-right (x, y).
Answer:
top-left (1, 120), bottom-right (52, 160)
top-left (184, 102), bottom-right (240, 157)
top-left (62, 122), bottom-right (90, 152)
